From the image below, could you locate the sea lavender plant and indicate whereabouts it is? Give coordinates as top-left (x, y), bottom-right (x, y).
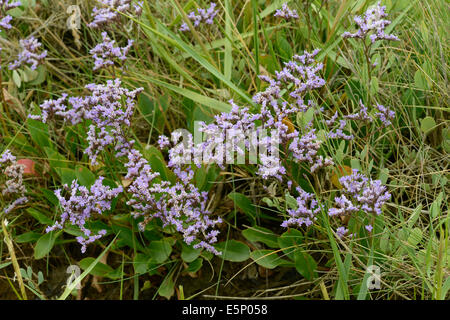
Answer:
top-left (328, 169), bottom-right (391, 235)
top-left (0, 1), bottom-right (21, 31)
top-left (124, 149), bottom-right (222, 255)
top-left (327, 115), bottom-right (354, 141)
top-left (90, 32), bottom-right (133, 71)
top-left (30, 79), bottom-right (143, 165)
top-left (281, 187), bottom-right (321, 228)
top-left (46, 177), bottom-right (123, 253)
top-left (274, 3), bottom-right (299, 20)
top-left (374, 103), bottom-right (395, 127)
top-left (179, 2), bottom-right (219, 32)
top-left (0, 149), bottom-right (28, 214)
top-left (88, 0), bottom-right (143, 28)
top-left (336, 226), bottom-right (349, 239)
top-left (342, 1), bottom-right (399, 43)
top-left (9, 36), bottom-right (47, 70)
top-left (160, 50), bottom-right (335, 180)
top-left (344, 100), bottom-right (373, 123)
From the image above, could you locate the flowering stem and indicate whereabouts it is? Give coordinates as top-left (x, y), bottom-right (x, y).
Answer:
top-left (0, 56), bottom-right (9, 135)
top-left (1, 217), bottom-right (28, 300)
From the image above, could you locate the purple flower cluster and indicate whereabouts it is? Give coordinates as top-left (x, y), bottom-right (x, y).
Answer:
top-left (342, 1), bottom-right (399, 43)
top-left (374, 103), bottom-right (395, 127)
top-left (9, 36), bottom-right (47, 70)
top-left (0, 149), bottom-right (28, 214)
top-left (256, 49), bottom-right (325, 110)
top-left (179, 2), bottom-right (219, 32)
top-left (124, 149), bottom-right (222, 255)
top-left (0, 0), bottom-right (20, 30)
top-left (328, 169), bottom-right (391, 236)
top-left (343, 100), bottom-right (394, 128)
top-left (289, 129), bottom-right (334, 173)
top-left (274, 3), bottom-right (299, 20)
top-left (46, 177), bottom-right (123, 253)
top-left (253, 50), bottom-right (333, 176)
top-left (30, 79), bottom-right (143, 165)
top-left (281, 187), bottom-right (321, 228)
top-left (279, 169), bottom-right (390, 238)
top-left (344, 100), bottom-right (373, 123)
top-left (159, 50), bottom-right (335, 180)
top-left (336, 226), bottom-right (349, 239)
top-left (326, 113), bottom-right (354, 140)
top-left (90, 32), bottom-right (133, 71)
top-left (88, 0), bottom-right (143, 28)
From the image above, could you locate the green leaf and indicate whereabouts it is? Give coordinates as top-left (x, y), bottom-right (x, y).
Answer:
top-left (294, 250), bottom-right (317, 281)
top-left (15, 231), bottom-right (41, 243)
top-left (134, 253), bottom-right (152, 274)
top-left (158, 272), bottom-right (175, 299)
top-left (42, 189), bottom-right (59, 206)
top-left (12, 70), bottom-right (21, 88)
top-left (112, 224), bottom-right (145, 252)
top-left (149, 240), bottom-right (173, 264)
top-left (149, 154), bottom-right (169, 182)
top-left (414, 69), bottom-right (428, 90)
top-left (181, 243), bottom-right (202, 263)
top-left (75, 165), bottom-right (96, 187)
top-left (28, 65), bottom-right (47, 86)
top-left (214, 240), bottom-right (250, 262)
top-left (34, 231), bottom-right (60, 259)
top-left (37, 271), bottom-right (44, 285)
top-left (58, 167), bottom-right (77, 186)
top-left (242, 226), bottom-right (279, 248)
top-left (228, 192), bottom-right (257, 224)
top-left (44, 147), bottom-right (68, 169)
top-left (407, 227), bottom-right (423, 247)
top-left (420, 116), bottom-right (436, 134)
top-left (187, 257), bottom-right (203, 273)
top-left (27, 208), bottom-right (53, 225)
top-left (250, 250), bottom-right (286, 269)
top-left (139, 74), bottom-right (231, 113)
top-left (278, 229), bottom-right (303, 260)
top-left (27, 117), bottom-right (50, 148)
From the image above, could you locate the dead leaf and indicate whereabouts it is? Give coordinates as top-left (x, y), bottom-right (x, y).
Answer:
top-left (17, 159), bottom-right (37, 176)
top-left (331, 165), bottom-right (353, 189)
top-left (282, 117), bottom-right (295, 134)
top-left (3, 88), bottom-right (25, 118)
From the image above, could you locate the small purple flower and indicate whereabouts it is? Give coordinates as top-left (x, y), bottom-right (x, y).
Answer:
top-left (342, 1), bottom-right (399, 43)
top-left (88, 0), bottom-right (143, 28)
top-left (281, 187), bottom-right (321, 228)
top-left (28, 94), bottom-right (68, 123)
top-left (344, 100), bottom-right (373, 123)
top-left (336, 226), bottom-right (349, 239)
top-left (328, 170), bottom-right (390, 237)
top-left (327, 116), bottom-right (354, 141)
top-left (374, 103), bottom-right (395, 127)
top-left (125, 149), bottom-right (222, 255)
top-left (179, 2), bottom-right (219, 32)
top-left (0, 149), bottom-right (28, 214)
top-left (157, 135), bottom-right (170, 149)
top-left (46, 177), bottom-right (123, 253)
top-left (90, 32), bottom-right (133, 71)
top-left (0, 1), bottom-right (21, 30)
top-left (274, 3), bottom-right (299, 20)
top-left (30, 79), bottom-right (143, 165)
top-left (9, 36), bottom-right (47, 70)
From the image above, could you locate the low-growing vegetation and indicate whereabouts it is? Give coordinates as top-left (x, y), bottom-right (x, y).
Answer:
top-left (0, 0), bottom-right (448, 300)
